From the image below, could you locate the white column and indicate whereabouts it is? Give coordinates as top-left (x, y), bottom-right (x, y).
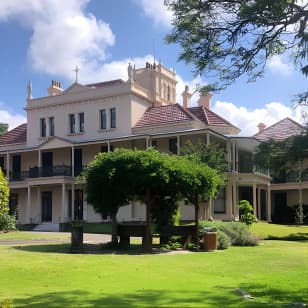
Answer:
top-left (208, 198), bottom-right (213, 220)
top-left (107, 140), bottom-right (111, 152)
top-left (266, 183), bottom-right (271, 222)
top-left (257, 188), bottom-right (261, 220)
top-left (253, 183), bottom-right (257, 217)
top-left (38, 150), bottom-right (41, 167)
top-left (71, 147), bottom-right (75, 177)
top-left (146, 136), bottom-right (150, 149)
top-left (177, 135), bottom-right (180, 155)
top-left (206, 133), bottom-right (210, 145)
top-left (6, 152), bottom-right (9, 181)
top-left (232, 177), bottom-right (238, 220)
top-left (37, 186), bottom-right (41, 223)
top-left (27, 185), bottom-right (31, 223)
top-left (232, 142), bottom-right (236, 171)
top-left (225, 178), bottom-right (233, 220)
top-left (71, 184), bottom-right (75, 221)
top-left (61, 183), bottom-right (66, 223)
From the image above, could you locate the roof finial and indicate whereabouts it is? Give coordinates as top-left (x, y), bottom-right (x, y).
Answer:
top-left (73, 65), bottom-right (80, 83)
top-left (27, 80), bottom-right (32, 100)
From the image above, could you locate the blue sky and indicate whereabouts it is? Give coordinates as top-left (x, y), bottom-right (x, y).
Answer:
top-left (0, 0), bottom-right (306, 135)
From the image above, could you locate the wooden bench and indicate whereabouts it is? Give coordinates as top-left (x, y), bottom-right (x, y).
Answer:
top-left (117, 224), bottom-right (147, 247)
top-left (159, 225), bottom-right (196, 248)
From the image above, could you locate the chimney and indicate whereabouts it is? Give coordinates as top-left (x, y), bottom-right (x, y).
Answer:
top-left (48, 80), bottom-right (63, 96)
top-left (257, 123), bottom-right (266, 132)
top-left (198, 92), bottom-right (212, 109)
top-left (182, 85), bottom-right (192, 108)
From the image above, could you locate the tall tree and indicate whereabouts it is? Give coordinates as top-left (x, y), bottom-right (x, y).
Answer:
top-left (165, 0), bottom-right (308, 103)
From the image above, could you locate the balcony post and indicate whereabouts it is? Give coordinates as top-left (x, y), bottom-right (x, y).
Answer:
top-left (27, 185), bottom-right (31, 224)
top-left (61, 183), bottom-right (66, 223)
top-left (253, 183), bottom-right (257, 217)
top-left (206, 132), bottom-right (210, 145)
top-left (257, 188), bottom-right (261, 220)
top-left (107, 140), bottom-right (110, 152)
top-left (266, 183), bottom-right (271, 222)
top-left (37, 186), bottom-right (41, 223)
top-left (177, 135), bottom-right (180, 155)
top-left (71, 147), bottom-right (75, 177)
top-left (38, 150), bottom-right (41, 167)
top-left (71, 183), bottom-right (75, 221)
top-left (6, 152), bottom-right (9, 181)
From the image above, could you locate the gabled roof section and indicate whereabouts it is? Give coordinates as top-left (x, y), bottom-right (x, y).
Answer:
top-left (188, 106), bottom-right (239, 129)
top-left (86, 79), bottom-right (125, 88)
top-left (134, 104), bottom-right (195, 128)
top-left (0, 123), bottom-right (27, 145)
top-left (38, 136), bottom-right (73, 150)
top-left (254, 117), bottom-right (305, 141)
top-left (64, 82), bottom-right (88, 93)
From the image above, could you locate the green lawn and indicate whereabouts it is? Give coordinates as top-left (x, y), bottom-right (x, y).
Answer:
top-left (0, 231), bottom-right (69, 241)
top-left (0, 240), bottom-right (307, 307)
top-left (251, 222), bottom-right (308, 240)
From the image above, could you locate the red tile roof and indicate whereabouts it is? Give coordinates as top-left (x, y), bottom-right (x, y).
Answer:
top-left (0, 123), bottom-right (27, 145)
top-left (188, 105), bottom-right (238, 128)
top-left (254, 118), bottom-right (305, 141)
top-left (86, 79), bottom-right (125, 88)
top-left (134, 104), bottom-right (194, 128)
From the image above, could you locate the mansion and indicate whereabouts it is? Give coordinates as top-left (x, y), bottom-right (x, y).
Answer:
top-left (0, 62), bottom-right (306, 230)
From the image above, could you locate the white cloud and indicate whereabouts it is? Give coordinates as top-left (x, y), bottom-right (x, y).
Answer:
top-left (132, 0), bottom-right (172, 28)
top-left (212, 100), bottom-right (304, 136)
top-left (0, 0), bottom-right (115, 81)
top-left (267, 55), bottom-right (294, 76)
top-left (0, 107), bottom-right (26, 130)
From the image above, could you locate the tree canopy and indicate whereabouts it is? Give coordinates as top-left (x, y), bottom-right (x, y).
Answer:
top-left (85, 148), bottom-right (223, 251)
top-left (165, 0), bottom-right (308, 103)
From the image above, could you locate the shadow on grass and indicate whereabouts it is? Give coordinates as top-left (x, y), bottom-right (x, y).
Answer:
top-left (266, 233), bottom-right (308, 241)
top-left (12, 243), bottom-right (175, 255)
top-left (10, 284), bottom-right (308, 307)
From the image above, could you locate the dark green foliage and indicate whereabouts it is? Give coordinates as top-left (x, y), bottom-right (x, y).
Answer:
top-left (85, 148), bottom-right (223, 251)
top-left (181, 141), bottom-right (228, 174)
top-left (199, 221), bottom-right (259, 246)
top-left (160, 236), bottom-right (183, 250)
top-left (216, 230), bottom-right (230, 250)
top-left (0, 212), bottom-right (16, 232)
top-left (239, 200), bottom-right (255, 226)
top-left (165, 0), bottom-right (307, 103)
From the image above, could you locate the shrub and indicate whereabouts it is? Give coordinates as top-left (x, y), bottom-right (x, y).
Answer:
top-left (0, 213), bottom-right (16, 232)
top-left (160, 236), bottom-right (183, 250)
top-left (239, 200), bottom-right (255, 226)
top-left (217, 230), bottom-right (230, 250)
top-left (199, 221), bottom-right (259, 246)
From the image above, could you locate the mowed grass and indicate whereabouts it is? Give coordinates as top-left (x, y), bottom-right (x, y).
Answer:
top-left (0, 231), bottom-right (69, 241)
top-left (251, 222), bottom-right (308, 240)
top-left (0, 240), bottom-right (307, 307)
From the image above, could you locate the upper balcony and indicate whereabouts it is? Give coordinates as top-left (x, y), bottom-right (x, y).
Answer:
top-left (9, 165), bottom-right (84, 182)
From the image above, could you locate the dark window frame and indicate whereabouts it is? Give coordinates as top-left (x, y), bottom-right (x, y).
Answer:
top-left (78, 112), bottom-right (84, 133)
top-left (49, 117), bottom-right (54, 136)
top-left (40, 118), bottom-right (46, 138)
top-left (100, 109), bottom-right (107, 130)
top-left (69, 114), bottom-right (75, 134)
top-left (110, 108), bottom-right (116, 129)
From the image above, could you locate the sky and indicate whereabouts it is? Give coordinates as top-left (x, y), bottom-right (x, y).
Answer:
top-left (0, 0), bottom-right (306, 136)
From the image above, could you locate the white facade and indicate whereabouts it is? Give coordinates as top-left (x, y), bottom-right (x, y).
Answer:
top-left (0, 62), bottom-right (287, 228)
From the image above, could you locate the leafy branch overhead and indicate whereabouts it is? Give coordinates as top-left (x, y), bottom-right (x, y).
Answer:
top-left (165, 0), bottom-right (308, 102)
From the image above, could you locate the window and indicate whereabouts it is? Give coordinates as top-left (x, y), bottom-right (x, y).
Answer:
top-left (151, 140), bottom-right (157, 148)
top-left (169, 138), bottom-right (177, 154)
top-left (100, 109), bottom-right (107, 130)
top-left (49, 117), bottom-right (54, 136)
top-left (40, 118), bottom-right (46, 137)
top-left (78, 112), bottom-right (84, 133)
top-left (214, 188), bottom-right (226, 214)
top-left (110, 108), bottom-right (116, 129)
top-left (69, 114), bottom-right (75, 134)
top-left (101, 145), bottom-right (114, 153)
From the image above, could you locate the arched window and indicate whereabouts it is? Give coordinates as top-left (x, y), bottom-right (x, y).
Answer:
top-left (286, 170), bottom-right (298, 182)
top-left (302, 168), bottom-right (308, 181)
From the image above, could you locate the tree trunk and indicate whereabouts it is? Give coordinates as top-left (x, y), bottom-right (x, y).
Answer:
top-left (144, 189), bottom-right (152, 253)
top-left (194, 202), bottom-right (200, 250)
top-left (111, 212), bottom-right (118, 245)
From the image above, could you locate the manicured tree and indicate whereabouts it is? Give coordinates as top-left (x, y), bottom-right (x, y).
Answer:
top-left (132, 150), bottom-right (173, 252)
top-left (239, 200), bottom-right (255, 227)
top-left (170, 155), bottom-right (224, 245)
top-left (85, 149), bottom-right (137, 244)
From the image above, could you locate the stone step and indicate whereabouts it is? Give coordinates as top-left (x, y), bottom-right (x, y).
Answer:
top-left (33, 223), bottom-right (59, 232)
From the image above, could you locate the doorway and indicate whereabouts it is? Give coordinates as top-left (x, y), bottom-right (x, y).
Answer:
top-left (41, 191), bottom-right (52, 222)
